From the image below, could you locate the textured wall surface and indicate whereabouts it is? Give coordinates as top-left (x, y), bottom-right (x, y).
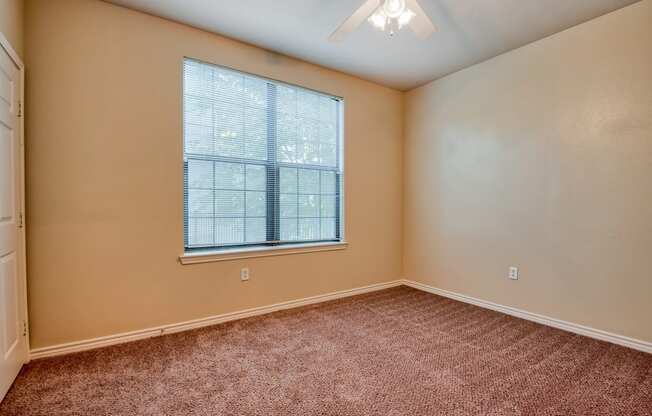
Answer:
top-left (404, 1), bottom-right (652, 342)
top-left (0, 0), bottom-right (23, 58)
top-left (23, 0), bottom-right (652, 349)
top-left (24, 0), bottom-right (403, 348)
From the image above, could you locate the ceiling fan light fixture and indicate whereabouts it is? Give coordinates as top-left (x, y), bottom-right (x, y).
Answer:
top-left (382, 0), bottom-right (406, 19)
top-left (368, 1), bottom-right (415, 35)
top-left (368, 11), bottom-right (387, 30)
top-left (397, 9), bottom-right (416, 28)
top-left (330, 0), bottom-right (435, 42)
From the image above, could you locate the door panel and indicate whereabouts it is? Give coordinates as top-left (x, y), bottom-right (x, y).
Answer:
top-left (0, 50), bottom-right (16, 258)
top-left (0, 66), bottom-right (11, 108)
top-left (0, 38), bottom-right (25, 402)
top-left (0, 126), bottom-right (14, 226)
top-left (0, 254), bottom-right (18, 360)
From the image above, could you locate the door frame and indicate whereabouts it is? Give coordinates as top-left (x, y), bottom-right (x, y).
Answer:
top-left (0, 32), bottom-right (29, 360)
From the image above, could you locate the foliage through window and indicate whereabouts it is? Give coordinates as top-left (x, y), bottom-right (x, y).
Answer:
top-left (183, 58), bottom-right (343, 250)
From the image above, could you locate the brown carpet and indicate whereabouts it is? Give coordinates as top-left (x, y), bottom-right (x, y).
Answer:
top-left (2, 286), bottom-right (651, 415)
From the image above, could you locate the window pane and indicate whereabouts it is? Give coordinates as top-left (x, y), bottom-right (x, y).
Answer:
top-left (215, 162), bottom-right (244, 190)
top-left (246, 191), bottom-right (266, 217)
top-left (184, 61), bottom-right (213, 99)
top-left (214, 101), bottom-right (244, 158)
top-left (280, 194), bottom-right (298, 218)
top-left (298, 118), bottom-right (319, 142)
top-left (188, 189), bottom-right (213, 216)
top-left (299, 218), bottom-right (320, 240)
top-left (320, 143), bottom-right (337, 167)
top-left (280, 168), bottom-right (297, 194)
top-left (187, 159), bottom-right (213, 189)
top-left (244, 107), bottom-right (267, 160)
top-left (277, 85), bottom-right (296, 114)
top-left (280, 218), bottom-right (298, 241)
top-left (321, 171), bottom-right (336, 194)
top-left (299, 194), bottom-right (320, 218)
top-left (321, 218), bottom-right (336, 240)
top-left (320, 122), bottom-right (336, 144)
top-left (298, 169), bottom-right (319, 194)
top-left (216, 218), bottom-right (244, 245)
top-left (214, 70), bottom-right (244, 104)
top-left (184, 124), bottom-right (213, 156)
top-left (321, 195), bottom-right (336, 217)
top-left (188, 217), bottom-right (213, 246)
top-left (277, 136), bottom-right (296, 163)
top-left (297, 140), bottom-right (320, 165)
top-left (319, 96), bottom-right (337, 121)
top-left (246, 218), bottom-right (266, 243)
top-left (246, 165), bottom-right (266, 191)
top-left (277, 113), bottom-right (297, 163)
top-left (184, 96), bottom-right (212, 127)
top-left (298, 91), bottom-right (320, 120)
top-left (215, 190), bottom-right (245, 217)
top-left (245, 77), bottom-right (268, 109)
top-left (184, 59), bottom-right (342, 249)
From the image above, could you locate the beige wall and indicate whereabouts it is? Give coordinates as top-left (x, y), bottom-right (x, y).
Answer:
top-left (24, 0), bottom-right (652, 350)
top-left (24, 0), bottom-right (403, 348)
top-left (0, 0), bottom-right (23, 58)
top-left (405, 1), bottom-right (652, 342)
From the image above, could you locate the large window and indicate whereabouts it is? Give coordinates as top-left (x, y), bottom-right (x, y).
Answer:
top-left (183, 58), bottom-right (344, 251)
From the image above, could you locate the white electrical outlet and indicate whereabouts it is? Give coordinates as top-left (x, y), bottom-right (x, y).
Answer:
top-left (240, 268), bottom-right (250, 281)
top-left (508, 266), bottom-right (519, 280)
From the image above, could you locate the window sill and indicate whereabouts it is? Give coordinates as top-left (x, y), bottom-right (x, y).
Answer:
top-left (179, 242), bottom-right (348, 265)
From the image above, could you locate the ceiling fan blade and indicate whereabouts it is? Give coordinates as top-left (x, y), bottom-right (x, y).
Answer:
top-left (406, 0), bottom-right (436, 39)
top-left (329, 0), bottom-right (382, 42)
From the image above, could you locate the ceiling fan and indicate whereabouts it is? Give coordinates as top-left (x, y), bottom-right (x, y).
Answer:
top-left (329, 0), bottom-right (436, 41)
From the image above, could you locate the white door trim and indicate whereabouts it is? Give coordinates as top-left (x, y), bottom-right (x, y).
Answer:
top-left (0, 32), bottom-right (28, 359)
top-left (0, 34), bottom-right (22, 71)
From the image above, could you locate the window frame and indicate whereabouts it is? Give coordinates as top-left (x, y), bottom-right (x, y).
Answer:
top-left (181, 58), bottom-right (345, 258)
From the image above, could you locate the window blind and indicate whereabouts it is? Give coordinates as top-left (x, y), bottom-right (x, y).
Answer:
top-left (183, 58), bottom-right (343, 250)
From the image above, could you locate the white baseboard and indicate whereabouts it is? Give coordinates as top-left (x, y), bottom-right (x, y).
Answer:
top-left (402, 279), bottom-right (652, 354)
top-left (30, 280), bottom-right (403, 360)
top-left (30, 278), bottom-right (651, 359)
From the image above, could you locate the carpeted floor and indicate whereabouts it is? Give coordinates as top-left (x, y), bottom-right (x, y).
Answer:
top-left (1, 286), bottom-right (651, 415)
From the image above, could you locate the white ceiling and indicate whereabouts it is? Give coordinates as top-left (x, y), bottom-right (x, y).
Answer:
top-left (105, 0), bottom-right (640, 90)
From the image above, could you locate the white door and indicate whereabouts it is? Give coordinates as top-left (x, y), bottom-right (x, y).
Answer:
top-left (0, 37), bottom-right (27, 401)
